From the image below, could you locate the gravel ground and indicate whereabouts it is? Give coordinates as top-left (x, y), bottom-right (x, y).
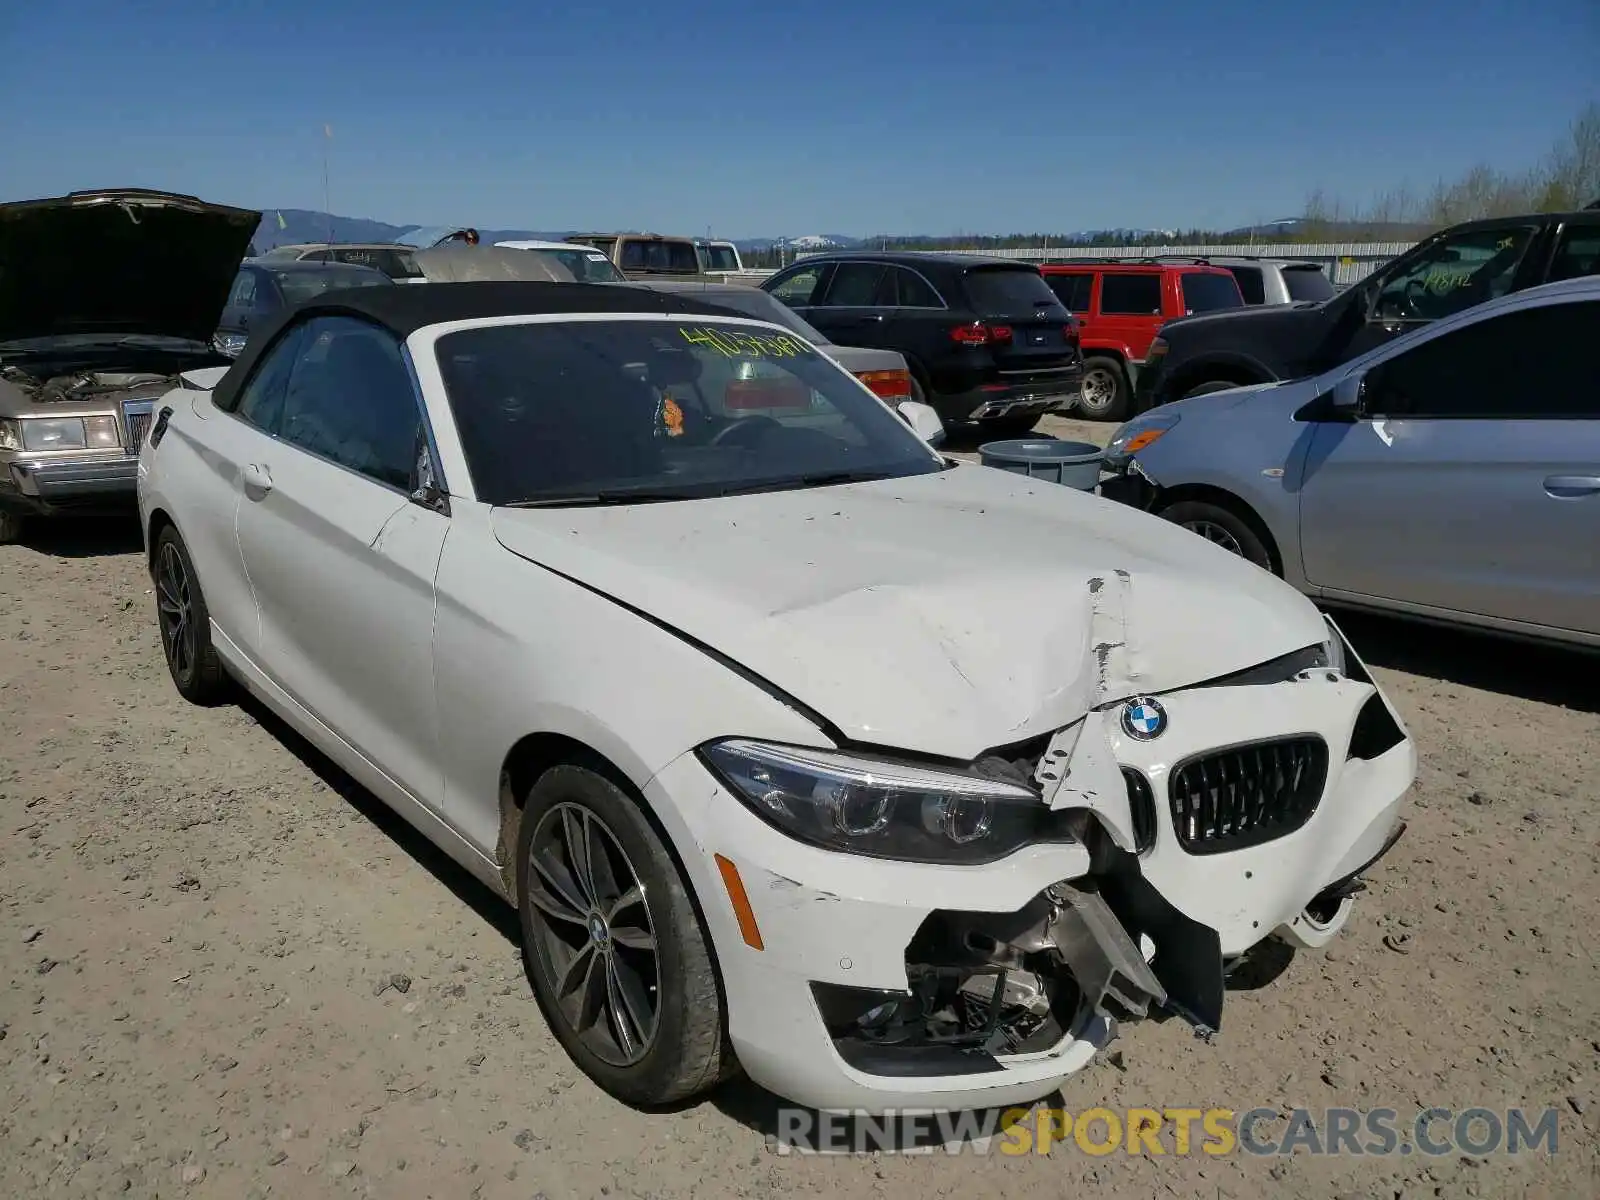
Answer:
top-left (2, 422), bottom-right (1595, 1199)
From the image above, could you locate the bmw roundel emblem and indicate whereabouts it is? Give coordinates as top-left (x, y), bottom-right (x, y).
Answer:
top-left (1121, 696), bottom-right (1168, 740)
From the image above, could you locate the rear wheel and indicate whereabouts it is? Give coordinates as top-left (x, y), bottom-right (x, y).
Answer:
top-left (517, 764), bottom-right (729, 1107)
top-left (1157, 500), bottom-right (1275, 572)
top-left (1076, 355), bottom-right (1130, 421)
top-left (152, 526), bottom-right (229, 704)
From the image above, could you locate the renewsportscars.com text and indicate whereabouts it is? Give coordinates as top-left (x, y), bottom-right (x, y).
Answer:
top-left (771, 1105), bottom-right (1563, 1157)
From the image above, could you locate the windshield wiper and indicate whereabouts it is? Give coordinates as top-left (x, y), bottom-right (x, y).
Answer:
top-left (500, 489), bottom-right (708, 509)
top-left (717, 469), bottom-right (900, 496)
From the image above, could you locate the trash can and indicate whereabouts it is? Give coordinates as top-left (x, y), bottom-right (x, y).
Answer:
top-left (977, 438), bottom-right (1105, 492)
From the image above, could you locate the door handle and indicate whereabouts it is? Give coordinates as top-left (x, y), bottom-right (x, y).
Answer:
top-left (1544, 474), bottom-right (1600, 498)
top-left (242, 462), bottom-right (273, 499)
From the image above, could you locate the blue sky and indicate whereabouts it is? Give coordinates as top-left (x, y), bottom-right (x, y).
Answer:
top-left (3, 0), bottom-right (1595, 237)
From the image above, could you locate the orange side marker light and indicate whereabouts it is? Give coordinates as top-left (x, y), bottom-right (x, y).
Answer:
top-left (715, 854), bottom-right (764, 951)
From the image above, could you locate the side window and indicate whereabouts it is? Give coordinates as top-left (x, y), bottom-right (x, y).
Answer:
top-left (300, 250), bottom-right (333, 263)
top-left (818, 262), bottom-right (888, 307)
top-left (1228, 266), bottom-right (1265, 305)
top-left (277, 316), bottom-right (426, 491)
top-left (227, 324), bottom-right (306, 432)
top-left (1046, 274), bottom-right (1092, 313)
top-left (1099, 274), bottom-right (1162, 315)
top-left (1548, 224), bottom-right (1600, 283)
top-left (887, 266), bottom-right (943, 308)
top-left (226, 271), bottom-right (257, 311)
top-left (768, 265), bottom-right (824, 305)
top-left (1365, 301), bottom-right (1600, 418)
top-left (1371, 225), bottom-right (1538, 321)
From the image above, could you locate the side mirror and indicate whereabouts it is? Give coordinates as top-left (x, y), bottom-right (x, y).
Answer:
top-left (1329, 373), bottom-right (1367, 417)
top-left (897, 399), bottom-right (945, 447)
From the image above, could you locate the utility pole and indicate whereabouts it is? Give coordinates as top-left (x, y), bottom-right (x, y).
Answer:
top-left (322, 123), bottom-right (334, 244)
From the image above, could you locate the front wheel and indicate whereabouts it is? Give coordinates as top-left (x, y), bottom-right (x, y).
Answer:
top-left (1157, 500), bottom-right (1275, 572)
top-left (517, 764), bottom-right (730, 1107)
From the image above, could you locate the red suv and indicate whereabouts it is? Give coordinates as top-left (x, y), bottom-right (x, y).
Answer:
top-left (1039, 261), bottom-right (1243, 420)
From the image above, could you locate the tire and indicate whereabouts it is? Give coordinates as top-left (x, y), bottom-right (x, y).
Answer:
top-left (1076, 355), bottom-right (1131, 421)
top-left (0, 509), bottom-right (23, 545)
top-left (151, 525), bottom-right (229, 705)
top-left (1157, 500), bottom-right (1275, 572)
top-left (516, 764), bottom-right (728, 1107)
top-left (1182, 380), bottom-right (1244, 400)
top-left (981, 414), bottom-right (1044, 438)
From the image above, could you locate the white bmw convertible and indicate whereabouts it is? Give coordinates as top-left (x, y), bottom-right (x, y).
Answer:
top-left (136, 281), bottom-right (1415, 1113)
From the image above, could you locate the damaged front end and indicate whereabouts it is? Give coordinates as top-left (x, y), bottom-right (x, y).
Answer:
top-left (813, 836), bottom-right (1223, 1079)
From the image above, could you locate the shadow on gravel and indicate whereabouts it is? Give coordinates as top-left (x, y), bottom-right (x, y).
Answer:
top-left (10, 514), bottom-right (144, 558)
top-left (711, 1073), bottom-right (1060, 1149)
top-left (1332, 609), bottom-right (1599, 714)
top-left (234, 691), bottom-right (522, 947)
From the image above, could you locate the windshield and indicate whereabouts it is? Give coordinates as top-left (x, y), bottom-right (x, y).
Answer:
top-left (619, 240), bottom-right (700, 272)
top-left (1282, 265), bottom-right (1335, 302)
top-left (962, 266), bottom-right (1068, 316)
top-left (274, 266), bottom-right (393, 304)
top-left (702, 244), bottom-right (740, 271)
top-left (434, 318), bottom-right (943, 507)
top-left (545, 248), bottom-right (626, 283)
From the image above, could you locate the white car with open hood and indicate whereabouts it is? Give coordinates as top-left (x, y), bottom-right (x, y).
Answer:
top-left (136, 280), bottom-right (1415, 1113)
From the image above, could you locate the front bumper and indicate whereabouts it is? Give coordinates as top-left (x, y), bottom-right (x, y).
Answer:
top-left (0, 453), bottom-right (140, 515)
top-left (650, 653), bottom-right (1413, 1112)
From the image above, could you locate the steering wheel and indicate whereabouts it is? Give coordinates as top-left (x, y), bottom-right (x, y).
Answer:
top-left (710, 415), bottom-right (781, 447)
top-left (1398, 277), bottom-right (1430, 318)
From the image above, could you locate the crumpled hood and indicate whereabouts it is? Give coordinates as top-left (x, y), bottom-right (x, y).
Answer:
top-left (0, 189), bottom-right (261, 344)
top-left (491, 465), bottom-right (1329, 759)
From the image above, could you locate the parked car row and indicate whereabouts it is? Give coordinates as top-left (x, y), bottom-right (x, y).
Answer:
top-left (1097, 202), bottom-right (1600, 653)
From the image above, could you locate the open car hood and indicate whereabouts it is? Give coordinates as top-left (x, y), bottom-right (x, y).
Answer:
top-left (0, 189), bottom-right (261, 345)
top-left (491, 465), bottom-right (1329, 760)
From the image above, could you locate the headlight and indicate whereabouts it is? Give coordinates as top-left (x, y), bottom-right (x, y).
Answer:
top-left (1321, 616), bottom-right (1348, 676)
top-left (1104, 413), bottom-right (1181, 463)
top-left (0, 419), bottom-right (21, 451)
top-left (84, 415), bottom-right (122, 449)
top-left (20, 418), bottom-right (88, 451)
top-left (700, 739), bottom-right (1069, 864)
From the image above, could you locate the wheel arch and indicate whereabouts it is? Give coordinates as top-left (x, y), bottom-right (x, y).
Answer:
top-left (495, 730), bottom-right (734, 1036)
top-left (145, 506), bottom-right (178, 575)
top-left (1166, 353), bottom-right (1276, 397)
top-left (1154, 483), bottom-right (1285, 576)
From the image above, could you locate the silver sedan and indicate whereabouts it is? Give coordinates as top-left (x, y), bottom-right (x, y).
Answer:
top-left (1098, 275), bottom-right (1600, 649)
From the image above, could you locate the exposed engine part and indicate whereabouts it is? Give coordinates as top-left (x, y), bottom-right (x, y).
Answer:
top-left (2, 366), bottom-right (174, 405)
top-left (957, 966), bottom-right (1051, 1016)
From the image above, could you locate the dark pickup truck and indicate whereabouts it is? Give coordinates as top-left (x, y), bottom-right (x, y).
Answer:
top-left (1135, 207), bottom-right (1600, 411)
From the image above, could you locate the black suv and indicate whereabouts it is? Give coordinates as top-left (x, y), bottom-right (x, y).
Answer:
top-left (1136, 208), bottom-right (1600, 410)
top-left (761, 252), bottom-right (1082, 434)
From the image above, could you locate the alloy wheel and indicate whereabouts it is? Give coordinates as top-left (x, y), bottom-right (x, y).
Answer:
top-left (1183, 519), bottom-right (1246, 557)
top-left (156, 542), bottom-right (196, 681)
top-left (524, 801), bottom-right (661, 1066)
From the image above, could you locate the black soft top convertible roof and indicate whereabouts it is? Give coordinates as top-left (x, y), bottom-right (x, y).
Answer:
top-left (211, 280), bottom-right (741, 411)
